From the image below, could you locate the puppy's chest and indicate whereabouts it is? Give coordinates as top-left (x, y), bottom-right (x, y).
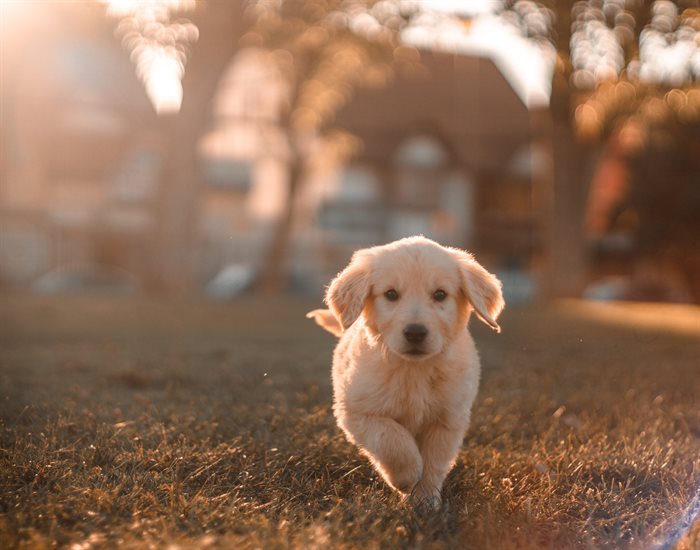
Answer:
top-left (379, 368), bottom-right (448, 433)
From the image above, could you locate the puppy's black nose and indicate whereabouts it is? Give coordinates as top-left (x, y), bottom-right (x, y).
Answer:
top-left (403, 324), bottom-right (428, 344)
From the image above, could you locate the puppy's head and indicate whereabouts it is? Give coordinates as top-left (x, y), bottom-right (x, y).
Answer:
top-left (325, 236), bottom-right (504, 360)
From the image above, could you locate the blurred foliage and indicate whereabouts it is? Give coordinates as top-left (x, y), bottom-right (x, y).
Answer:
top-left (499, 0), bottom-right (700, 138)
top-left (212, 0), bottom-right (416, 291)
top-left (104, 0), bottom-right (199, 113)
top-left (97, 0), bottom-right (417, 291)
top-left (245, 0), bottom-right (403, 135)
top-left (496, 0), bottom-right (700, 299)
top-left (105, 0), bottom-right (413, 148)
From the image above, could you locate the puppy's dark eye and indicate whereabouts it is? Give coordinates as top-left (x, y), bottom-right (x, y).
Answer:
top-left (384, 289), bottom-right (399, 302)
top-left (433, 289), bottom-right (447, 302)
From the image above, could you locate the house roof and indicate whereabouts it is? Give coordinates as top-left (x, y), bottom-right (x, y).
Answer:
top-left (333, 49), bottom-right (534, 173)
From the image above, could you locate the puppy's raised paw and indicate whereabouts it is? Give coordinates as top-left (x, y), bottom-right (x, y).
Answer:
top-left (384, 458), bottom-right (423, 495)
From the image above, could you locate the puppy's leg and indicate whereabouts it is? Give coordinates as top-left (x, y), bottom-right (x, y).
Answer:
top-left (413, 424), bottom-right (465, 508)
top-left (341, 414), bottom-right (422, 494)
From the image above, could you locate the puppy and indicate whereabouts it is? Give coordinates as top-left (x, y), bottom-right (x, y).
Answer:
top-left (307, 236), bottom-right (504, 508)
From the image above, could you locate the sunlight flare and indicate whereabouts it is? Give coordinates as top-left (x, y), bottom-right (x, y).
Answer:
top-left (102, 0), bottom-right (197, 114)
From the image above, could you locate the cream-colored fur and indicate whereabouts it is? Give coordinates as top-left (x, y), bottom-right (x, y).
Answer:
top-left (308, 236), bottom-right (504, 508)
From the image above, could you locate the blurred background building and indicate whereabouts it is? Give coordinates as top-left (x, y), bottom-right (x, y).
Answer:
top-left (1, 0), bottom-right (699, 303)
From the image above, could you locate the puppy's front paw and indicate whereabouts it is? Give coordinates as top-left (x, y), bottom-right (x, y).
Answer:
top-left (383, 455), bottom-right (423, 494)
top-left (410, 480), bottom-right (442, 511)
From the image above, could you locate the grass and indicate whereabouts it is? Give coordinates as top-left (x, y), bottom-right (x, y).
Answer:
top-left (1, 294), bottom-right (699, 549)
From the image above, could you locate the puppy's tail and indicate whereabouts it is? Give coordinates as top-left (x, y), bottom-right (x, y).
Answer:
top-left (306, 309), bottom-right (343, 337)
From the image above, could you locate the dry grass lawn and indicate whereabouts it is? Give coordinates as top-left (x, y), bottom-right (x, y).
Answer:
top-left (1, 294), bottom-right (699, 549)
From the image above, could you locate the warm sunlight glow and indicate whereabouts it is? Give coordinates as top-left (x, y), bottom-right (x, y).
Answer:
top-left (402, 9), bottom-right (554, 108)
top-left (0, 0), bottom-right (34, 28)
top-left (102, 0), bottom-right (197, 114)
top-left (639, 0), bottom-right (700, 86)
top-left (142, 49), bottom-right (184, 114)
top-left (104, 0), bottom-right (195, 18)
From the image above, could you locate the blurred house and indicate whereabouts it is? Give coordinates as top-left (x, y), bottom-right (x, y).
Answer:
top-left (0, 4), bottom-right (161, 292)
top-left (1, 7), bottom-right (542, 298)
top-left (300, 50), bottom-right (540, 291)
top-left (201, 48), bottom-right (543, 297)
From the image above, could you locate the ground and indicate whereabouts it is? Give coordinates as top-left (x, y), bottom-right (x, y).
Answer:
top-left (1, 294), bottom-right (699, 549)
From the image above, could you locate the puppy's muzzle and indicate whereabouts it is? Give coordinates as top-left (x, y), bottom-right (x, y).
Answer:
top-left (403, 324), bottom-right (428, 344)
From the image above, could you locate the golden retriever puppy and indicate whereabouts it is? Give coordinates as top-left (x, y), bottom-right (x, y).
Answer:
top-left (307, 236), bottom-right (504, 508)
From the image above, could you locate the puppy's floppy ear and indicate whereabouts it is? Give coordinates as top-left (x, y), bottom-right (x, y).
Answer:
top-left (325, 250), bottom-right (371, 330)
top-left (451, 249), bottom-right (505, 332)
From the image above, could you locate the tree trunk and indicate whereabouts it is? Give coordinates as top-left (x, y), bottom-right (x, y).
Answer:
top-left (153, 3), bottom-right (246, 294)
top-left (545, 101), bottom-right (592, 298)
top-left (257, 158), bottom-right (304, 294)
top-left (537, 4), bottom-right (593, 298)
top-left (154, 114), bottom-right (201, 293)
